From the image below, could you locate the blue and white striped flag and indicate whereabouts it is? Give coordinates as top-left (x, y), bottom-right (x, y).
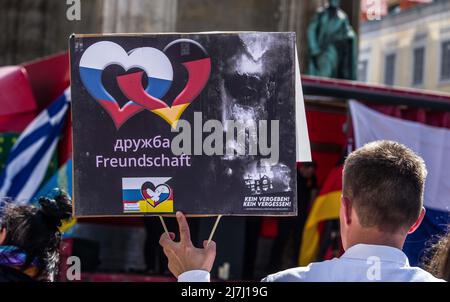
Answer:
top-left (0, 89), bottom-right (70, 202)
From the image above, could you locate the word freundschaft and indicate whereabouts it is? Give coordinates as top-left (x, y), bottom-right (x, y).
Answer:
top-left (95, 153), bottom-right (191, 168)
top-left (171, 112), bottom-right (280, 165)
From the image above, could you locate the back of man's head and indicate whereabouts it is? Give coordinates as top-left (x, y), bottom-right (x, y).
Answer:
top-left (343, 140), bottom-right (427, 233)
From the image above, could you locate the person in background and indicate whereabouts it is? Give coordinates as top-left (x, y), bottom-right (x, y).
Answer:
top-left (160, 140), bottom-right (445, 282)
top-left (424, 231), bottom-right (450, 281)
top-left (0, 190), bottom-right (72, 281)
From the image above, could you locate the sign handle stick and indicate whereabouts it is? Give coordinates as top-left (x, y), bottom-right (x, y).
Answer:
top-left (207, 215), bottom-right (222, 246)
top-left (159, 216), bottom-right (170, 237)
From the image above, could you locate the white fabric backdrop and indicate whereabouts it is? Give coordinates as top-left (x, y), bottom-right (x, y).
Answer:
top-left (350, 100), bottom-right (450, 212)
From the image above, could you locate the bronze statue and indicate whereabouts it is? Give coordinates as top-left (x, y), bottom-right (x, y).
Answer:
top-left (307, 0), bottom-right (357, 80)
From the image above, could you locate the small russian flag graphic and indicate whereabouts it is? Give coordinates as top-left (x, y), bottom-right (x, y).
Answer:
top-left (122, 177), bottom-right (174, 213)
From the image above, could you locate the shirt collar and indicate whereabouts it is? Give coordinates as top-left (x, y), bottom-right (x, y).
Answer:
top-left (340, 244), bottom-right (410, 266)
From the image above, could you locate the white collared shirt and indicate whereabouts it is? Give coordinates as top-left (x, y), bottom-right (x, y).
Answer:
top-left (178, 244), bottom-right (445, 282)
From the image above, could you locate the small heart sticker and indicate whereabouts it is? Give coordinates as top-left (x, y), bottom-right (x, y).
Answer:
top-left (141, 181), bottom-right (171, 208)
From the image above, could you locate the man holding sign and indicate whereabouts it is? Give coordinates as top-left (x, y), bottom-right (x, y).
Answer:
top-left (160, 141), bottom-right (444, 282)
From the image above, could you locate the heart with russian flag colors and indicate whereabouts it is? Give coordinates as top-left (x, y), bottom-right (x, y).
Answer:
top-left (79, 39), bottom-right (211, 129)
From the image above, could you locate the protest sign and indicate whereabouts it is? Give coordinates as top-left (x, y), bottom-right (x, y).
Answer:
top-left (70, 32), bottom-right (309, 217)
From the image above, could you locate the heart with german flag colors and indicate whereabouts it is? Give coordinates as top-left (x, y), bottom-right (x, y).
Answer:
top-left (79, 39), bottom-right (211, 129)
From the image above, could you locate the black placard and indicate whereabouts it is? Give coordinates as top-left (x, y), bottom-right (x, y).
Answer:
top-left (70, 32), bottom-right (298, 217)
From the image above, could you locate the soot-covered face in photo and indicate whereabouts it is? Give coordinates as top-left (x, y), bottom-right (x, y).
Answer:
top-left (216, 34), bottom-right (293, 195)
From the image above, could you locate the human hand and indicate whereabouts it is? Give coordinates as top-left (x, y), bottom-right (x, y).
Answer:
top-left (159, 211), bottom-right (216, 278)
